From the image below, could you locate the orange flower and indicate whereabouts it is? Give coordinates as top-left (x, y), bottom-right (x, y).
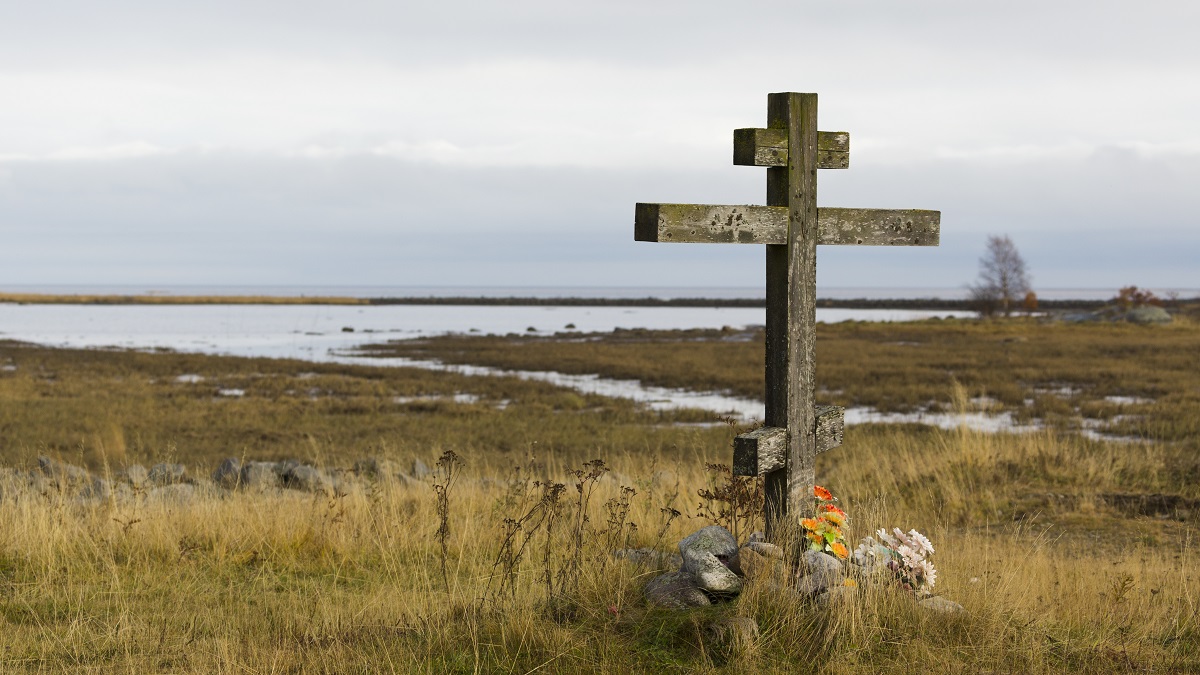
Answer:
top-left (819, 511), bottom-right (847, 528)
top-left (819, 504), bottom-right (847, 518)
top-left (829, 542), bottom-right (850, 559)
top-left (800, 517), bottom-right (820, 531)
top-left (813, 485), bottom-right (834, 501)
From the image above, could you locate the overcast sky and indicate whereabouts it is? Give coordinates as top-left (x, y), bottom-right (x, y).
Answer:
top-left (1, 1), bottom-right (1197, 291)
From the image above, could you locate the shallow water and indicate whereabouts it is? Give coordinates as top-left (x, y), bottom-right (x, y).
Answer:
top-left (1, 302), bottom-right (1125, 439)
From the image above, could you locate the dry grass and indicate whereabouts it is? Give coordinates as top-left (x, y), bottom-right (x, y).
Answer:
top-left (1, 428), bottom-right (1196, 673)
top-left (1, 324), bottom-right (1199, 672)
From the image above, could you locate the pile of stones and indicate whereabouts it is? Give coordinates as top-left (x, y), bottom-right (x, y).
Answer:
top-left (623, 524), bottom-right (963, 615)
top-left (0, 455), bottom-right (436, 504)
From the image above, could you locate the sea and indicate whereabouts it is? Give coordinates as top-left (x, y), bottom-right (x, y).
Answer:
top-left (1, 285), bottom-right (1192, 431)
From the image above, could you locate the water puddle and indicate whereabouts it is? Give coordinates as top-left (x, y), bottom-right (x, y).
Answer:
top-left (331, 350), bottom-right (1141, 441)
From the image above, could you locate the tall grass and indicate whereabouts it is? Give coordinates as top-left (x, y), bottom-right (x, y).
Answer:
top-left (1, 424), bottom-right (1196, 672)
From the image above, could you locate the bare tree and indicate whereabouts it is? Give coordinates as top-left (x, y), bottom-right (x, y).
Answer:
top-left (968, 235), bottom-right (1031, 316)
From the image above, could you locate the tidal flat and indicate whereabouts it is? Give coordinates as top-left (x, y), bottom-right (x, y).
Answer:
top-left (0, 317), bottom-right (1198, 673)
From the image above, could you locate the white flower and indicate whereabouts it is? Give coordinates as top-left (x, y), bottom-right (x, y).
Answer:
top-left (907, 529), bottom-right (935, 555)
top-left (876, 528), bottom-right (898, 548)
top-left (917, 559), bottom-right (937, 589)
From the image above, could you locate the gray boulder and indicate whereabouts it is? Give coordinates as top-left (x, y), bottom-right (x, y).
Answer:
top-left (212, 458), bottom-right (242, 488)
top-left (148, 483), bottom-right (197, 504)
top-left (148, 463), bottom-right (187, 486)
top-left (795, 550), bottom-right (845, 596)
top-left (410, 458), bottom-right (432, 480)
top-left (354, 457), bottom-right (393, 479)
top-left (239, 461), bottom-right (280, 490)
top-left (706, 617), bottom-right (759, 647)
top-left (645, 571), bottom-right (711, 609)
top-left (679, 525), bottom-right (742, 594)
top-left (282, 464), bottom-right (331, 493)
top-left (123, 464), bottom-right (148, 488)
top-left (1126, 306), bottom-right (1172, 324)
top-left (814, 585), bottom-right (857, 607)
top-left (743, 541), bottom-right (784, 559)
top-left (37, 456), bottom-right (92, 489)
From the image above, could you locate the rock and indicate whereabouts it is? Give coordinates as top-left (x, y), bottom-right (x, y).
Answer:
top-left (239, 461), bottom-right (280, 490)
top-left (123, 464), bottom-right (148, 488)
top-left (679, 525), bottom-right (742, 594)
top-left (743, 541), bottom-right (784, 559)
top-left (353, 457), bottom-right (401, 481)
top-left (747, 531), bottom-right (767, 544)
top-left (83, 477), bottom-right (112, 500)
top-left (814, 584), bottom-right (857, 607)
top-left (410, 458), bottom-right (432, 480)
top-left (800, 549), bottom-right (844, 580)
top-left (273, 459), bottom-right (301, 477)
top-left (738, 549), bottom-right (785, 582)
top-left (918, 596), bottom-right (965, 614)
top-left (37, 456), bottom-right (92, 489)
top-left (1125, 306), bottom-right (1172, 324)
top-left (148, 484), bottom-right (196, 504)
top-left (706, 617), bottom-right (759, 647)
top-left (212, 458), bottom-right (242, 488)
top-left (148, 463), bottom-right (187, 485)
top-left (645, 571), bottom-right (711, 609)
top-left (282, 464), bottom-right (331, 493)
top-left (611, 548), bottom-right (682, 570)
top-left (795, 550), bottom-right (845, 596)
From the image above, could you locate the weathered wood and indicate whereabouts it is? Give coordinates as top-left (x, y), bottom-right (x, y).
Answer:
top-left (733, 427), bottom-right (785, 476)
top-left (733, 405), bottom-right (845, 476)
top-left (779, 92), bottom-right (820, 531)
top-left (817, 208), bottom-right (941, 246)
top-left (635, 204), bottom-right (940, 246)
top-left (733, 128), bottom-right (849, 168)
top-left (632, 91), bottom-right (941, 541)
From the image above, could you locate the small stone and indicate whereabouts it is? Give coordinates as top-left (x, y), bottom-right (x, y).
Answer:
top-left (919, 596), bottom-right (965, 614)
top-left (706, 617), bottom-right (759, 647)
top-left (123, 465), bottom-right (148, 488)
top-left (411, 458), bottom-right (432, 480)
top-left (814, 585), bottom-right (857, 607)
top-left (679, 525), bottom-right (742, 594)
top-left (37, 456), bottom-right (91, 488)
top-left (282, 464), bottom-right (331, 493)
top-left (645, 571), bottom-right (711, 609)
top-left (239, 461), bottom-right (280, 490)
top-left (212, 458), bottom-right (242, 488)
top-left (148, 483), bottom-right (196, 504)
top-left (795, 550), bottom-right (845, 596)
top-left (273, 459), bottom-right (301, 477)
top-left (353, 457), bottom-right (401, 481)
top-left (743, 541), bottom-right (784, 559)
top-left (148, 463), bottom-right (186, 485)
top-left (738, 549), bottom-right (785, 582)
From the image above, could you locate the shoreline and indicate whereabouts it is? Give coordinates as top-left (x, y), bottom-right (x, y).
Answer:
top-left (0, 292), bottom-right (1160, 311)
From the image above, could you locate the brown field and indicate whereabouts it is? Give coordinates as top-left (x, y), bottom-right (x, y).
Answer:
top-left (0, 317), bottom-right (1197, 673)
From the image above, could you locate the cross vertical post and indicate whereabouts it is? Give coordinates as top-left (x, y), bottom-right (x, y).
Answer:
top-left (764, 93), bottom-right (819, 536)
top-left (633, 91), bottom-right (940, 544)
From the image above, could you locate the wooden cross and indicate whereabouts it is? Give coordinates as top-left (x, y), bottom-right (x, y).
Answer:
top-left (634, 92), bottom-right (940, 536)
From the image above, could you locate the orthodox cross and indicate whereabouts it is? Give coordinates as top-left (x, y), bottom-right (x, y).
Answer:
top-left (634, 92), bottom-right (940, 536)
